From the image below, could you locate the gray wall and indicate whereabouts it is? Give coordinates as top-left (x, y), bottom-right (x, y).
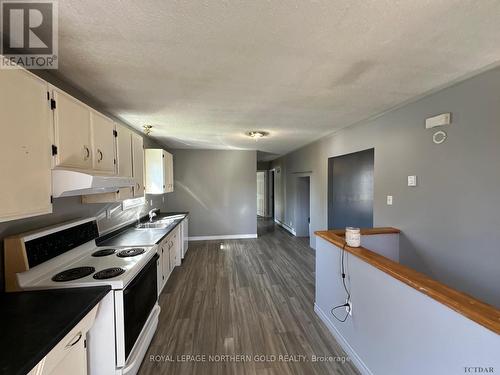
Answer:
top-left (165, 149), bottom-right (257, 237)
top-left (272, 66), bottom-right (500, 308)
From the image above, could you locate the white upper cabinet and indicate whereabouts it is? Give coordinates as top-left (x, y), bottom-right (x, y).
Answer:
top-left (0, 69), bottom-right (52, 222)
top-left (0, 66), bottom-right (146, 218)
top-left (90, 111), bottom-right (116, 174)
top-left (132, 132), bottom-right (145, 197)
top-left (52, 87), bottom-right (118, 175)
top-left (52, 88), bottom-right (93, 170)
top-left (145, 149), bottom-right (174, 194)
top-left (116, 125), bottom-right (133, 178)
top-left (82, 124), bottom-right (144, 203)
top-left (165, 151), bottom-right (174, 193)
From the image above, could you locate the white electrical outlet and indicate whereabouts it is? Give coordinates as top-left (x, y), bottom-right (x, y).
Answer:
top-left (408, 175), bottom-right (417, 187)
top-left (387, 195), bottom-right (393, 205)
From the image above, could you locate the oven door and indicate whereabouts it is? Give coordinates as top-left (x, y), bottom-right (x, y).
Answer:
top-left (119, 254), bottom-right (159, 364)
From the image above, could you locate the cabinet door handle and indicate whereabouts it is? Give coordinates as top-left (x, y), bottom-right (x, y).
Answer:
top-left (97, 149), bottom-right (103, 163)
top-left (137, 183), bottom-right (141, 190)
top-left (83, 146), bottom-right (90, 160)
top-left (66, 332), bottom-right (82, 348)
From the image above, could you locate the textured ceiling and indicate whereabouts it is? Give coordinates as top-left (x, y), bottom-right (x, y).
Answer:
top-left (54, 1), bottom-right (500, 160)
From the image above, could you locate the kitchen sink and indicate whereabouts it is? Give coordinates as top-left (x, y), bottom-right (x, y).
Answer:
top-left (162, 214), bottom-right (185, 220)
top-left (136, 222), bottom-right (171, 229)
top-left (135, 218), bottom-right (176, 229)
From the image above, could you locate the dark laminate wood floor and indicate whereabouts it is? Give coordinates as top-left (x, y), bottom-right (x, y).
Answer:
top-left (139, 218), bottom-right (359, 375)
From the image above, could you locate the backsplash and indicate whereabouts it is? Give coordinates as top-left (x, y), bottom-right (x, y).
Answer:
top-left (0, 194), bottom-right (167, 292)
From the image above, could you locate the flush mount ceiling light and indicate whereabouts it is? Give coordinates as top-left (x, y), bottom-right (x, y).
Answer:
top-left (143, 125), bottom-right (153, 135)
top-left (246, 131), bottom-right (269, 141)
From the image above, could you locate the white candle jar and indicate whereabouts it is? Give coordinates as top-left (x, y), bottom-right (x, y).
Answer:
top-left (345, 227), bottom-right (361, 247)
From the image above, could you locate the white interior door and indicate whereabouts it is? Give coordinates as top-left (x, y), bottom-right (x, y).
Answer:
top-left (257, 171), bottom-right (266, 216)
top-left (274, 168), bottom-right (283, 222)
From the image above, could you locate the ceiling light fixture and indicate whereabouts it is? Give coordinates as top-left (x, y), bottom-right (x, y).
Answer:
top-left (246, 131), bottom-right (269, 141)
top-left (143, 125), bottom-right (153, 135)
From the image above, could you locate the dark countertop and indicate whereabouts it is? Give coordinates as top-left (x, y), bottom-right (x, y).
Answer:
top-left (96, 212), bottom-right (188, 247)
top-left (0, 286), bottom-right (111, 375)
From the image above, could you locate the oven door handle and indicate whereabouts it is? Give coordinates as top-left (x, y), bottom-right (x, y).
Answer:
top-left (123, 253), bottom-right (159, 295)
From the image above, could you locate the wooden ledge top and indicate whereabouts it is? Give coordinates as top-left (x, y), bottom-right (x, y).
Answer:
top-left (329, 227), bottom-right (400, 237)
top-left (315, 229), bottom-right (500, 335)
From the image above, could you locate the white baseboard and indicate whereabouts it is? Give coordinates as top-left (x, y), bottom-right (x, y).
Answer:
top-left (274, 219), bottom-right (297, 236)
top-left (188, 234), bottom-right (258, 241)
top-left (314, 304), bottom-right (372, 375)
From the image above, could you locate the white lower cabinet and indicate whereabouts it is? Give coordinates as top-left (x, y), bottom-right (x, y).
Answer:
top-left (159, 241), bottom-right (170, 289)
top-left (181, 217), bottom-right (189, 259)
top-left (28, 304), bottom-right (98, 375)
top-left (157, 224), bottom-right (183, 295)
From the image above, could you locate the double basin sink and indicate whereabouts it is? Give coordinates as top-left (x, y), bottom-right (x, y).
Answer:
top-left (135, 214), bottom-right (185, 230)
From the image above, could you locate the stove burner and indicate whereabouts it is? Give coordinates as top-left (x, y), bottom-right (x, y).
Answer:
top-left (52, 267), bottom-right (95, 282)
top-left (92, 248), bottom-right (116, 257)
top-left (93, 267), bottom-right (125, 280)
top-left (117, 248), bottom-right (145, 258)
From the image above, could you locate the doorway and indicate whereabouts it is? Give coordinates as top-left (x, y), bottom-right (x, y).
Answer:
top-left (295, 176), bottom-right (310, 237)
top-left (273, 167), bottom-right (283, 223)
top-left (257, 171), bottom-right (267, 217)
top-left (328, 148), bottom-right (374, 229)
top-left (269, 170), bottom-right (275, 219)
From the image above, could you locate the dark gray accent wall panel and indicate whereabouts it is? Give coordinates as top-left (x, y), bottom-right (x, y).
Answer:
top-left (328, 149), bottom-right (374, 229)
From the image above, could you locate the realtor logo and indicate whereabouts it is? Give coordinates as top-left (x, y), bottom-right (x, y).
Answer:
top-left (1, 0), bottom-right (58, 69)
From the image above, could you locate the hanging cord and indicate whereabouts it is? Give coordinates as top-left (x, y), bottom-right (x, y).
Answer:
top-left (330, 242), bottom-right (351, 322)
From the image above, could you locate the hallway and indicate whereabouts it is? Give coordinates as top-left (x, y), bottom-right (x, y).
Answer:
top-left (139, 218), bottom-right (358, 375)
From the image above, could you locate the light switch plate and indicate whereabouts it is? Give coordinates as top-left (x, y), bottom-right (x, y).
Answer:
top-left (387, 195), bottom-right (393, 205)
top-left (408, 175), bottom-right (417, 187)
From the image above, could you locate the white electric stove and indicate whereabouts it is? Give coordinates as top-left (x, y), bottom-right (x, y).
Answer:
top-left (7, 218), bottom-right (160, 375)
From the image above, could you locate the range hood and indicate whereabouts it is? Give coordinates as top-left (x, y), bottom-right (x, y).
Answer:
top-left (52, 170), bottom-right (135, 198)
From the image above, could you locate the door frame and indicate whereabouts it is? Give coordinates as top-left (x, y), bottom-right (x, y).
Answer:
top-left (270, 167), bottom-right (281, 222)
top-left (295, 175), bottom-right (311, 237)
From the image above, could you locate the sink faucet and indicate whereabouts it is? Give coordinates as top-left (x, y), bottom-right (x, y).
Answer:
top-left (148, 209), bottom-right (158, 222)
